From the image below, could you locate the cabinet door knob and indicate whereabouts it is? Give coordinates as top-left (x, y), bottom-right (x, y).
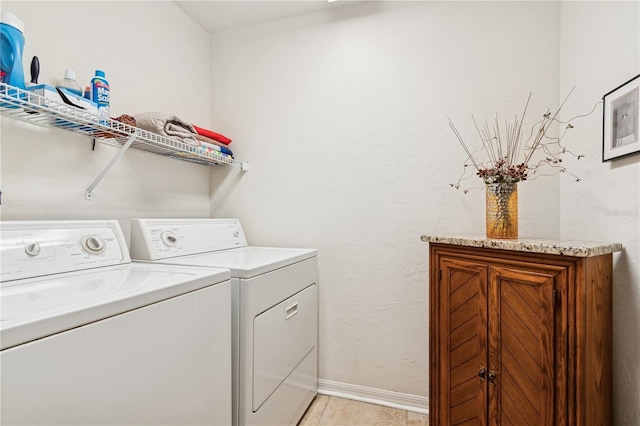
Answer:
top-left (478, 367), bottom-right (486, 380)
top-left (488, 371), bottom-right (497, 383)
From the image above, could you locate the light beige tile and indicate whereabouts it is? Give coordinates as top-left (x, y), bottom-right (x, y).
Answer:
top-left (298, 394), bottom-right (330, 426)
top-left (318, 397), bottom-right (407, 426)
top-left (407, 411), bottom-right (428, 426)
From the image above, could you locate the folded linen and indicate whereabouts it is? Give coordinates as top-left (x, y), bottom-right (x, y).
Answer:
top-left (194, 133), bottom-right (228, 148)
top-left (196, 148), bottom-right (233, 159)
top-left (135, 112), bottom-right (199, 147)
top-left (199, 140), bottom-right (233, 157)
top-left (192, 124), bottom-right (232, 145)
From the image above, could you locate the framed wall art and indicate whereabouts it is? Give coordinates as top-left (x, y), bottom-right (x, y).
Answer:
top-left (603, 74), bottom-right (640, 161)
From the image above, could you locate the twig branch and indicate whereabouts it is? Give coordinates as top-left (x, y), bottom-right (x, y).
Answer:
top-left (448, 90), bottom-right (595, 192)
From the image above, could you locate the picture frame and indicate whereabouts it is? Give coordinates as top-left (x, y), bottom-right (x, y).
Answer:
top-left (603, 74), bottom-right (640, 162)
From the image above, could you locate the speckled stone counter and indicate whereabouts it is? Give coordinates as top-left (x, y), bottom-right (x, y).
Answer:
top-left (421, 235), bottom-right (623, 257)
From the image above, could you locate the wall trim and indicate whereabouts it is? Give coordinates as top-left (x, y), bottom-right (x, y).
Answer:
top-left (317, 379), bottom-right (428, 414)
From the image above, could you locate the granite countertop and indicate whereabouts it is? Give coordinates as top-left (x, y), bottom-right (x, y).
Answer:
top-left (421, 235), bottom-right (623, 257)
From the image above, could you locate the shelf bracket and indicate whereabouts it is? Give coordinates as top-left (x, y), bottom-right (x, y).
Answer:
top-left (85, 133), bottom-right (138, 201)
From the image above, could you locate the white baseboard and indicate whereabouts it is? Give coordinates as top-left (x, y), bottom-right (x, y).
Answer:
top-left (317, 379), bottom-right (428, 415)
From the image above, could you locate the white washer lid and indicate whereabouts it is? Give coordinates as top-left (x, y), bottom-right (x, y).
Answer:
top-left (144, 246), bottom-right (317, 279)
top-left (0, 263), bottom-right (229, 350)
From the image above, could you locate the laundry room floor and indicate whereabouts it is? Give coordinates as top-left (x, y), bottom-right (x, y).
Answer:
top-left (298, 394), bottom-right (429, 426)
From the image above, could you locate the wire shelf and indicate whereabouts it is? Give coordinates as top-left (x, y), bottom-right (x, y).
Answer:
top-left (0, 82), bottom-right (246, 168)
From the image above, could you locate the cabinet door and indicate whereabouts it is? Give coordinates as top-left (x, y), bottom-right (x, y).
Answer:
top-left (488, 266), bottom-right (556, 426)
top-left (437, 257), bottom-right (489, 426)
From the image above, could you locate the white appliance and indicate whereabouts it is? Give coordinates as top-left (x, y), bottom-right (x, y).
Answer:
top-left (130, 218), bottom-right (318, 426)
top-left (0, 220), bottom-right (232, 426)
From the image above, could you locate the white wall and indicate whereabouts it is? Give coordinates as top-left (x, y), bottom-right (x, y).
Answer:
top-left (209, 1), bottom-right (561, 398)
top-left (0, 1), bottom-right (213, 239)
top-left (559, 2), bottom-right (640, 424)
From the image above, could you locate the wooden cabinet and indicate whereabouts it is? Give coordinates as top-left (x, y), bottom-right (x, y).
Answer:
top-left (428, 241), bottom-right (615, 426)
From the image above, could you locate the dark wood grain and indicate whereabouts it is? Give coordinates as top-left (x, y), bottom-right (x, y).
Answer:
top-left (434, 257), bottom-right (488, 426)
top-left (582, 255), bottom-right (613, 426)
top-left (428, 243), bottom-right (613, 426)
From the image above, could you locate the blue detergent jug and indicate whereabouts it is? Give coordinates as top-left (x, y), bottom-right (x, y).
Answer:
top-left (0, 11), bottom-right (25, 89)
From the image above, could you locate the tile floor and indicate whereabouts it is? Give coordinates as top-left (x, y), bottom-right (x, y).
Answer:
top-left (298, 394), bottom-right (429, 426)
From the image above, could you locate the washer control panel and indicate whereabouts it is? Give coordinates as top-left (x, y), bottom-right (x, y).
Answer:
top-left (130, 218), bottom-right (247, 261)
top-left (0, 221), bottom-right (129, 282)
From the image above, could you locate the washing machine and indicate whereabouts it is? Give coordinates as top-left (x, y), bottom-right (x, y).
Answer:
top-left (129, 218), bottom-right (318, 426)
top-left (0, 220), bottom-right (232, 426)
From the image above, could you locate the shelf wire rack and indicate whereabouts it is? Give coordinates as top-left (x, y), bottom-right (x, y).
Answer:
top-left (0, 83), bottom-right (245, 168)
top-left (1, 83), bottom-right (247, 199)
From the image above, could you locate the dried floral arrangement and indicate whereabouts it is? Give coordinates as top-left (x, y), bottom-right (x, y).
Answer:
top-left (448, 89), bottom-right (597, 193)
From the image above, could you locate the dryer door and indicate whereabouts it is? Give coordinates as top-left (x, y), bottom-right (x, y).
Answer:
top-left (252, 283), bottom-right (317, 411)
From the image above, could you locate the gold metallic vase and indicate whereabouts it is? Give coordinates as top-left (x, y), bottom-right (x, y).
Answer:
top-left (486, 182), bottom-right (518, 239)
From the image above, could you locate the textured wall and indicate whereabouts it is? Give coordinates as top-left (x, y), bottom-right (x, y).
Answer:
top-left (559, 2), bottom-right (640, 424)
top-left (0, 1), bottom-right (213, 239)
top-left (209, 1), bottom-right (561, 396)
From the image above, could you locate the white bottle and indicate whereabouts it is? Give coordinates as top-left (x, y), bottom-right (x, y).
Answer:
top-left (57, 69), bottom-right (83, 97)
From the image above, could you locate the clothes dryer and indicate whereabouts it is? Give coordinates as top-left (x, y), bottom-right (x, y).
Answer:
top-left (130, 218), bottom-right (318, 426)
top-left (0, 220), bottom-right (232, 425)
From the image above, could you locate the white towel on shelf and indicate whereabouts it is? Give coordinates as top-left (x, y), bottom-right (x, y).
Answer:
top-left (134, 112), bottom-right (199, 147)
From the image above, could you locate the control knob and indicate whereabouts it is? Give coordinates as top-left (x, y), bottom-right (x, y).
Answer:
top-left (82, 235), bottom-right (106, 255)
top-left (161, 231), bottom-right (178, 247)
top-left (25, 242), bottom-right (42, 257)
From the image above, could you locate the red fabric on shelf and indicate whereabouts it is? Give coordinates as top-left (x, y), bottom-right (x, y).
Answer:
top-left (192, 125), bottom-right (232, 145)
